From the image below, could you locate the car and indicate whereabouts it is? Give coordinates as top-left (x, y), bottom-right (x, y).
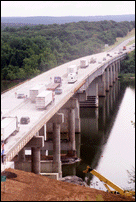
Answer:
top-left (55, 88), bottom-right (62, 95)
top-left (20, 116), bottom-right (30, 124)
top-left (107, 53), bottom-right (110, 56)
top-left (17, 94), bottom-right (25, 99)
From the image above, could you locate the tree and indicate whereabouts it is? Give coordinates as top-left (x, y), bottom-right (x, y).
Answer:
top-left (127, 166), bottom-right (135, 191)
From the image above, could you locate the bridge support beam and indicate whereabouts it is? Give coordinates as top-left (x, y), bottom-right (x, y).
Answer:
top-left (69, 108), bottom-right (76, 150)
top-left (18, 148), bottom-right (25, 162)
top-left (30, 136), bottom-right (44, 174)
top-left (105, 67), bottom-right (110, 91)
top-left (49, 113), bottom-right (64, 178)
top-left (115, 61), bottom-right (120, 79)
top-left (85, 79), bottom-right (98, 107)
top-left (109, 65), bottom-right (113, 87)
top-left (97, 72), bottom-right (106, 97)
top-left (113, 63), bottom-right (116, 83)
top-left (63, 98), bottom-right (78, 151)
top-left (31, 147), bottom-right (40, 174)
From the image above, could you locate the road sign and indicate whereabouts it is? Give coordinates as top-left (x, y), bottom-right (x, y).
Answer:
top-left (1, 176), bottom-right (6, 182)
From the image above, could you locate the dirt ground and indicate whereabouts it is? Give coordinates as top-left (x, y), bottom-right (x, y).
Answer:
top-left (1, 168), bottom-right (134, 201)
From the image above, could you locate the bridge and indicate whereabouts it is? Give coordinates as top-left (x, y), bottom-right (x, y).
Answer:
top-left (1, 37), bottom-right (135, 178)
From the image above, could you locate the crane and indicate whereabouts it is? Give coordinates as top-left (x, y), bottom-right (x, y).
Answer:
top-left (83, 166), bottom-right (135, 198)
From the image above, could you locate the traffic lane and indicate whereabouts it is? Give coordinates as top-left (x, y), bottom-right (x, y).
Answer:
top-left (1, 37), bottom-right (134, 117)
top-left (4, 82), bottom-right (75, 153)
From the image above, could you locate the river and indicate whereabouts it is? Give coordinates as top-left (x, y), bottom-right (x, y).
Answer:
top-left (62, 79), bottom-right (135, 191)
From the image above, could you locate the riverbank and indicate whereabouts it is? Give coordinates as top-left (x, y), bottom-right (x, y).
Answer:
top-left (1, 168), bottom-right (134, 201)
top-left (118, 73), bottom-right (135, 82)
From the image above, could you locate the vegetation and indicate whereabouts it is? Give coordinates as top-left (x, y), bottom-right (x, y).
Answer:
top-left (127, 166), bottom-right (135, 191)
top-left (119, 50), bottom-right (135, 80)
top-left (1, 20), bottom-right (135, 81)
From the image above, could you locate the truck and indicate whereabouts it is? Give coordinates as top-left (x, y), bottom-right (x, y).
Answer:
top-left (67, 65), bottom-right (78, 83)
top-left (80, 59), bottom-right (89, 68)
top-left (67, 65), bottom-right (78, 75)
top-left (36, 90), bottom-right (54, 109)
top-left (90, 57), bottom-right (96, 64)
top-left (46, 82), bottom-right (60, 91)
top-left (123, 46), bottom-right (126, 50)
top-left (83, 166), bottom-right (135, 198)
top-left (1, 117), bottom-right (19, 143)
top-left (29, 84), bottom-right (45, 103)
top-left (54, 76), bottom-right (62, 86)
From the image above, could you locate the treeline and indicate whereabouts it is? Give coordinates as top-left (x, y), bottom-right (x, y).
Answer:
top-left (1, 20), bottom-right (135, 80)
top-left (120, 50), bottom-right (135, 74)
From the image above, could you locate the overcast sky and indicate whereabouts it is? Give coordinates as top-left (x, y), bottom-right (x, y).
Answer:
top-left (1, 1), bottom-right (135, 17)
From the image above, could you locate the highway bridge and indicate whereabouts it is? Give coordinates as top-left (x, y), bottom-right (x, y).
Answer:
top-left (1, 37), bottom-right (135, 177)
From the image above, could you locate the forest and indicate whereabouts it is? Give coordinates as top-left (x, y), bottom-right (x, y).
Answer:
top-left (120, 50), bottom-right (135, 74)
top-left (1, 20), bottom-right (135, 80)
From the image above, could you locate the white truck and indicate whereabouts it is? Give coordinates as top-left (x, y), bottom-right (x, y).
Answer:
top-left (80, 59), bottom-right (89, 68)
top-left (1, 117), bottom-right (19, 143)
top-left (36, 90), bottom-right (54, 109)
top-left (67, 65), bottom-right (78, 83)
top-left (29, 84), bottom-right (45, 103)
top-left (90, 57), bottom-right (96, 64)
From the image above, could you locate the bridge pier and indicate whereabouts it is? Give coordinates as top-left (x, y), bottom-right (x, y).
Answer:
top-left (113, 63), bottom-right (116, 83)
top-left (31, 147), bottom-right (40, 174)
top-left (18, 148), bottom-right (25, 162)
top-left (85, 79), bottom-right (98, 107)
top-left (109, 65), bottom-right (113, 86)
top-left (14, 136), bottom-right (44, 174)
top-left (69, 108), bottom-right (76, 150)
top-left (105, 67), bottom-right (110, 91)
top-left (62, 98), bottom-right (78, 152)
top-left (49, 113), bottom-right (64, 178)
top-left (97, 72), bottom-right (106, 97)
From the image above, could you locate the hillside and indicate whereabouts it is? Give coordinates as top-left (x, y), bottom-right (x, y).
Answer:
top-left (1, 168), bottom-right (134, 201)
top-left (1, 14), bottom-right (135, 27)
top-left (1, 20), bottom-right (135, 81)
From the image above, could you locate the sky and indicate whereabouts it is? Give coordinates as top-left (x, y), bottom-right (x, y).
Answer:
top-left (1, 1), bottom-right (135, 17)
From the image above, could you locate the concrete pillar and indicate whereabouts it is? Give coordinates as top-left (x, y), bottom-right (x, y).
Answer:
top-left (62, 98), bottom-right (78, 151)
top-left (113, 63), bottom-right (116, 83)
top-left (109, 65), bottom-right (113, 87)
top-left (69, 108), bottom-right (76, 150)
top-left (31, 147), bottom-right (40, 174)
top-left (52, 122), bottom-right (61, 174)
top-left (115, 61), bottom-right (118, 79)
top-left (44, 124), bottom-right (48, 156)
top-left (49, 113), bottom-right (64, 177)
top-left (18, 147), bottom-right (25, 162)
top-left (97, 72), bottom-right (106, 96)
top-left (118, 60), bottom-right (120, 72)
top-left (105, 67), bottom-right (110, 91)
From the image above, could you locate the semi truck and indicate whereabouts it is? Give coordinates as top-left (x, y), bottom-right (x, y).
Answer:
top-left (83, 166), bottom-right (135, 198)
top-left (46, 82), bottom-right (60, 91)
top-left (1, 117), bottom-right (19, 143)
top-left (80, 59), bottom-right (89, 68)
top-left (90, 57), bottom-right (96, 64)
top-left (67, 65), bottom-right (78, 83)
top-left (36, 90), bottom-right (54, 109)
top-left (67, 65), bottom-right (78, 75)
top-left (29, 84), bottom-right (45, 103)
